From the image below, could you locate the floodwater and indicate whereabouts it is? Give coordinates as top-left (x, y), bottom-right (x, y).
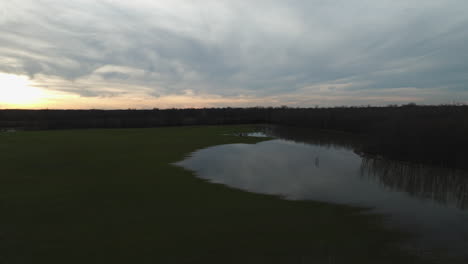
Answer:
top-left (176, 126), bottom-right (468, 260)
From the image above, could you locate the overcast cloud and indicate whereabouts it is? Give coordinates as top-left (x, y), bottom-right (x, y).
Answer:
top-left (1, 0), bottom-right (468, 108)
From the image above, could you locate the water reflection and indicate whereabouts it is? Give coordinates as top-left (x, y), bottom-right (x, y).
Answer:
top-left (361, 158), bottom-right (468, 210)
top-left (176, 127), bottom-right (468, 258)
top-left (263, 125), bottom-right (468, 210)
top-left (260, 125), bottom-right (364, 150)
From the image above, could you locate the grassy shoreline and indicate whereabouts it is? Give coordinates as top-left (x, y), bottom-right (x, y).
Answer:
top-left (0, 125), bottom-right (425, 263)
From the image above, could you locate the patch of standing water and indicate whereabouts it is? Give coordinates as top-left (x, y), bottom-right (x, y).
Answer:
top-left (176, 131), bottom-right (468, 261)
top-left (227, 132), bottom-right (269, 137)
top-left (1, 128), bottom-right (17, 133)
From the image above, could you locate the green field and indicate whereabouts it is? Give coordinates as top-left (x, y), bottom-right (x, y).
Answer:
top-left (0, 126), bottom-right (424, 263)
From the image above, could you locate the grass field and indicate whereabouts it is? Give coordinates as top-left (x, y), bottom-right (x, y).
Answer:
top-left (0, 125), bottom-right (424, 263)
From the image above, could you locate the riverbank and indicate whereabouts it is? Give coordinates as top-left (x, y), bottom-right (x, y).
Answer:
top-left (0, 125), bottom-right (429, 263)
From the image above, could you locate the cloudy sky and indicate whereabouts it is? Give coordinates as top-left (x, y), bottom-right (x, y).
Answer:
top-left (1, 0), bottom-right (468, 109)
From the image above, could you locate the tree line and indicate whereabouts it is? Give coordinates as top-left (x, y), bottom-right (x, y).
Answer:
top-left (1, 104), bottom-right (467, 169)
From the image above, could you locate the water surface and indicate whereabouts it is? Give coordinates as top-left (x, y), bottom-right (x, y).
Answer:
top-left (176, 127), bottom-right (468, 259)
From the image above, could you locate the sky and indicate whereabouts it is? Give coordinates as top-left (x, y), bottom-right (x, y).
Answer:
top-left (1, 0), bottom-right (468, 109)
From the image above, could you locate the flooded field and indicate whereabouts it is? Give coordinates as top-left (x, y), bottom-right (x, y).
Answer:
top-left (177, 126), bottom-right (468, 260)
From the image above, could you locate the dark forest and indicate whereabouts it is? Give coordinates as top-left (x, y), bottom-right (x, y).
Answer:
top-left (1, 104), bottom-right (467, 169)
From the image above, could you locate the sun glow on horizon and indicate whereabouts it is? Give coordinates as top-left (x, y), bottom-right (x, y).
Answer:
top-left (0, 73), bottom-right (47, 107)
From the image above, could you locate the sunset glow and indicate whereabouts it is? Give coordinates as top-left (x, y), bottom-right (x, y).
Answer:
top-left (1, 1), bottom-right (468, 108)
top-left (0, 73), bottom-right (46, 107)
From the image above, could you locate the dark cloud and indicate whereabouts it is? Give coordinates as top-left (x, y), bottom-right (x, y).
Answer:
top-left (1, 0), bottom-right (467, 105)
